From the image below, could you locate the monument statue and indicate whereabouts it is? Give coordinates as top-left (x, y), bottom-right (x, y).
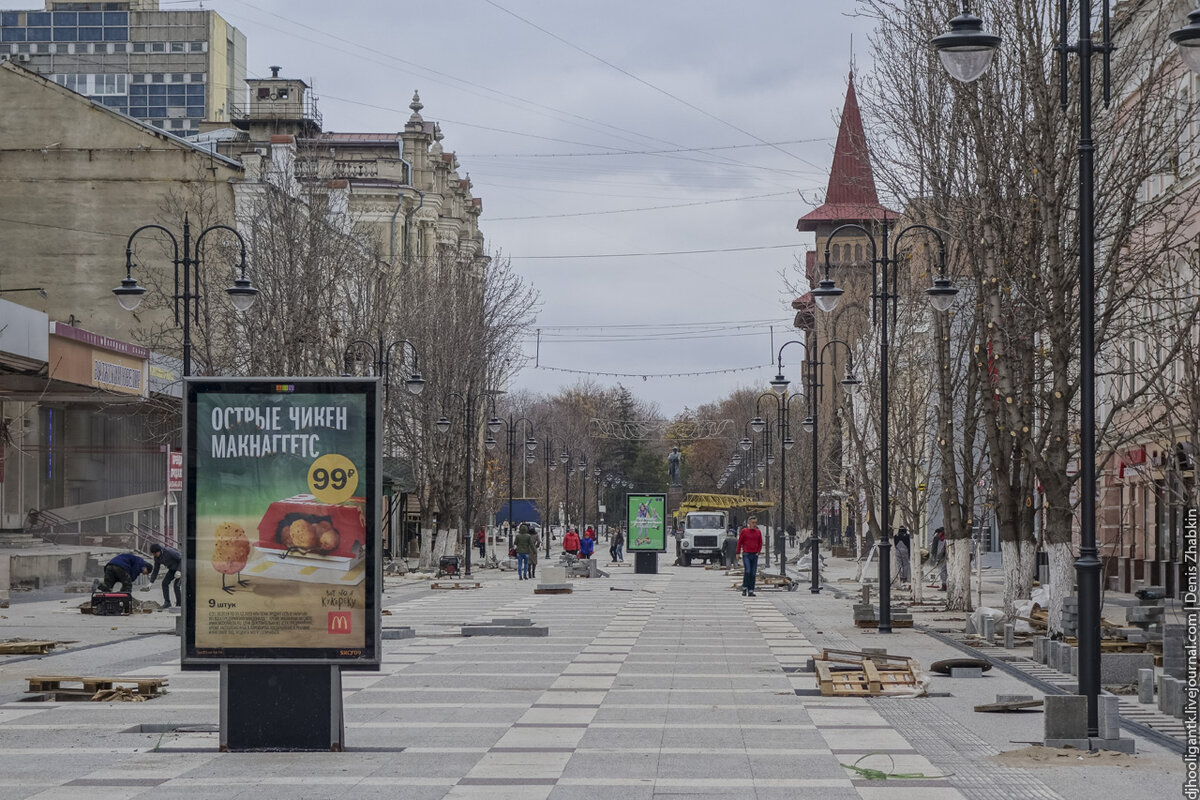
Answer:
top-left (667, 447), bottom-right (682, 486)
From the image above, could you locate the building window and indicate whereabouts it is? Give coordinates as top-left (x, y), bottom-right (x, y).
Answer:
top-left (189, 41), bottom-right (204, 52)
top-left (27, 27), bottom-right (50, 41)
top-left (170, 41), bottom-right (184, 52)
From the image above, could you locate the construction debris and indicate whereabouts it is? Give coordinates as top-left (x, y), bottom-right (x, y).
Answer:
top-left (26, 675), bottom-right (167, 701)
top-left (0, 640), bottom-right (57, 655)
top-left (429, 582), bottom-right (481, 590)
top-left (813, 648), bottom-right (928, 697)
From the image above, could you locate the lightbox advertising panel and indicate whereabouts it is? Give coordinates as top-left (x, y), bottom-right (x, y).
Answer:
top-left (626, 493), bottom-right (667, 552)
top-left (183, 378), bottom-right (380, 667)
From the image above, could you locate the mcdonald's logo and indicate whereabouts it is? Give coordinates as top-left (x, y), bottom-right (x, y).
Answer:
top-left (328, 611), bottom-right (352, 634)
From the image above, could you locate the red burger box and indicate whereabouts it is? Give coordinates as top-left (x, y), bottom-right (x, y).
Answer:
top-left (255, 494), bottom-right (367, 562)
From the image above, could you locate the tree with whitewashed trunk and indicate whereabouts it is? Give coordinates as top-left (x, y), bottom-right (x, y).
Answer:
top-left (858, 0), bottom-right (1200, 631)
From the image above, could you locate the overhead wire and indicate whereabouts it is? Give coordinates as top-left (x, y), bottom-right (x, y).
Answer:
top-left (482, 0), bottom-right (827, 174)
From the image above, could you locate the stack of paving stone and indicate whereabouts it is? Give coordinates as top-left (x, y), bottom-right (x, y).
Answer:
top-left (1124, 588), bottom-right (1165, 649)
top-left (1162, 623), bottom-right (1188, 680)
top-left (853, 603), bottom-right (877, 627)
top-left (891, 604), bottom-right (914, 628)
top-left (1061, 595), bottom-right (1079, 637)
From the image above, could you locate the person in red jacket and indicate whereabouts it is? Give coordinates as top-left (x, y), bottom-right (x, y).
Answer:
top-left (562, 527), bottom-right (581, 558)
top-left (736, 516), bottom-right (763, 596)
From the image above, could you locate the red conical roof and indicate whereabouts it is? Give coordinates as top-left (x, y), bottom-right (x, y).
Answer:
top-left (797, 72), bottom-right (896, 232)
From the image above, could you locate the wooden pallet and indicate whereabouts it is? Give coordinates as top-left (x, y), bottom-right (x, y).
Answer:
top-left (853, 618), bottom-right (913, 629)
top-left (813, 649), bottom-right (924, 697)
top-left (430, 582), bottom-right (481, 590)
top-left (0, 640), bottom-right (56, 655)
top-left (26, 675), bottom-right (167, 701)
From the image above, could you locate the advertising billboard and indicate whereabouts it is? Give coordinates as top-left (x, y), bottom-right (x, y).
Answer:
top-left (626, 493), bottom-right (667, 552)
top-left (183, 378), bottom-right (380, 667)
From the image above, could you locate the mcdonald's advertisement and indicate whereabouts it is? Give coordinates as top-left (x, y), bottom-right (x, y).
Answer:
top-left (183, 378), bottom-right (380, 667)
top-left (627, 493), bottom-right (667, 552)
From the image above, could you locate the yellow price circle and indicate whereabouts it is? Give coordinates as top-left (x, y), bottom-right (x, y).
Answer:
top-left (307, 453), bottom-right (359, 505)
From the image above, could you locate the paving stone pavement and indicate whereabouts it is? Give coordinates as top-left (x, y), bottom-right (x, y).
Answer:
top-left (0, 560), bottom-right (1187, 799)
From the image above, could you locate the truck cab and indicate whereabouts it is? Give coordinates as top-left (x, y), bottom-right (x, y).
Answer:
top-left (679, 510), bottom-right (730, 567)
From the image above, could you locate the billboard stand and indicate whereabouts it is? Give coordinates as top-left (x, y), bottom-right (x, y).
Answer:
top-left (219, 663), bottom-right (344, 751)
top-left (634, 551), bottom-right (658, 574)
top-left (627, 493), bottom-right (667, 576)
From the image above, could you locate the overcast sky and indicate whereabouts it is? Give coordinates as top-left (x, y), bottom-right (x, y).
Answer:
top-left (11, 0), bottom-right (881, 415)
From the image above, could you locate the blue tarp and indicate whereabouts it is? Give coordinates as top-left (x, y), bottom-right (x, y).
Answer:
top-left (494, 498), bottom-right (541, 527)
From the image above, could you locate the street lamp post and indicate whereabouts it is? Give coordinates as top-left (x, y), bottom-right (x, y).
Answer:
top-left (812, 221), bottom-right (955, 632)
top-left (578, 456), bottom-right (589, 532)
top-left (543, 435), bottom-right (562, 560)
top-left (746, 418), bottom-right (775, 566)
top-left (114, 215), bottom-right (258, 377)
top-left (436, 391), bottom-right (496, 577)
top-left (486, 415), bottom-right (536, 550)
top-left (770, 339), bottom-right (859, 592)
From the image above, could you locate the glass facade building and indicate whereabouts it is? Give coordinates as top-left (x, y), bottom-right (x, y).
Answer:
top-left (0, 2), bottom-right (245, 136)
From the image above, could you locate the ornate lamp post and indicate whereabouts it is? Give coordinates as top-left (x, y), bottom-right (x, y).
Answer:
top-left (114, 216), bottom-right (258, 377)
top-left (485, 415), bottom-right (536, 549)
top-left (812, 221), bottom-right (955, 632)
top-left (342, 337), bottom-right (426, 401)
top-left (435, 390), bottom-right (497, 577)
top-left (772, 339), bottom-right (859, 593)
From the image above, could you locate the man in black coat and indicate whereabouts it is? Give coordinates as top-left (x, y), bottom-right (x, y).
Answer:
top-left (148, 543), bottom-right (182, 610)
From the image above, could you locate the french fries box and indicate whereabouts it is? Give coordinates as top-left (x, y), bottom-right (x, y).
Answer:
top-left (255, 493), bottom-right (367, 559)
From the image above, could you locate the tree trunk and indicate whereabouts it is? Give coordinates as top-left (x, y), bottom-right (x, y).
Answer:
top-left (418, 527), bottom-right (433, 571)
top-left (946, 539), bottom-right (972, 612)
top-left (910, 543), bottom-right (924, 604)
top-left (1000, 540), bottom-right (1023, 618)
top-left (1046, 539), bottom-right (1075, 637)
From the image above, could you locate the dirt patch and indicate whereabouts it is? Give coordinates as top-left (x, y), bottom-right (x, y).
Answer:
top-left (994, 745), bottom-right (1143, 769)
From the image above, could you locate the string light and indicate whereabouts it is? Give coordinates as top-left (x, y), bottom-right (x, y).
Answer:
top-left (533, 363), bottom-right (770, 380)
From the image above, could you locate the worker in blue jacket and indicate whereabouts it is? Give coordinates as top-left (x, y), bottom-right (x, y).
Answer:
top-left (148, 543), bottom-right (183, 610)
top-left (98, 552), bottom-right (150, 593)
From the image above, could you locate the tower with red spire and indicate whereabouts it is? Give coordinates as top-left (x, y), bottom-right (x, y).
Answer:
top-left (791, 71), bottom-right (894, 548)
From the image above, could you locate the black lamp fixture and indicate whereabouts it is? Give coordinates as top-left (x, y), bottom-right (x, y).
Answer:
top-left (115, 217), bottom-right (257, 376)
top-left (1172, 8), bottom-right (1200, 74)
top-left (930, 3), bottom-right (1000, 83)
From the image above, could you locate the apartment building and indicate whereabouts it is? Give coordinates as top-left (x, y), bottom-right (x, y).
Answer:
top-left (0, 0), bottom-right (245, 136)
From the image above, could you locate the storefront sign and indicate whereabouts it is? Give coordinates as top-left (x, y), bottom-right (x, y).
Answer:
top-left (48, 323), bottom-right (147, 397)
top-left (183, 378), bottom-right (380, 667)
top-left (167, 450), bottom-right (183, 492)
top-left (626, 493), bottom-right (667, 552)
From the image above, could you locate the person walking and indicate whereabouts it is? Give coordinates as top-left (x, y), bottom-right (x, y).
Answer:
top-left (98, 552), bottom-right (150, 593)
top-left (475, 527), bottom-right (486, 559)
top-left (931, 526), bottom-right (948, 590)
top-left (735, 516), bottom-right (763, 596)
top-left (578, 528), bottom-right (595, 560)
top-left (528, 534), bottom-right (539, 579)
top-left (608, 529), bottom-right (620, 564)
top-left (514, 523), bottom-right (535, 580)
top-left (562, 526), bottom-right (581, 559)
top-left (786, 523), bottom-right (797, 550)
top-left (893, 526), bottom-right (911, 585)
top-left (147, 543), bottom-right (182, 610)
